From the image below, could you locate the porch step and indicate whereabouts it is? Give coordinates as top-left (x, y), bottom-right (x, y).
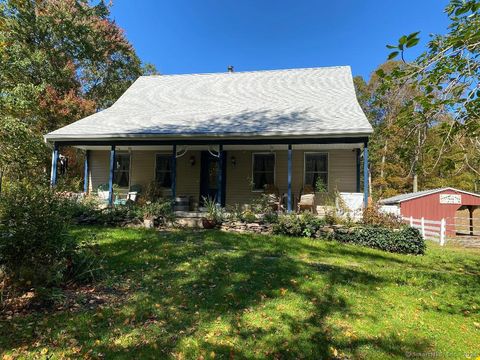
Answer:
top-left (175, 211), bottom-right (206, 218)
top-left (176, 217), bottom-right (203, 228)
top-left (175, 211), bottom-right (205, 228)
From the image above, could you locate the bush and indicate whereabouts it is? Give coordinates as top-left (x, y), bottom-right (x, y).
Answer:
top-left (241, 209), bottom-right (257, 223)
top-left (335, 226), bottom-right (425, 255)
top-left (362, 205), bottom-right (403, 229)
top-left (226, 204), bottom-right (243, 222)
top-left (143, 181), bottom-right (166, 202)
top-left (0, 183), bottom-right (73, 288)
top-left (272, 213), bottom-right (326, 238)
top-left (0, 183), bottom-right (101, 302)
top-left (141, 200), bottom-right (175, 224)
top-left (65, 195), bottom-right (102, 220)
top-left (262, 211), bottom-right (279, 224)
top-left (64, 238), bottom-right (103, 285)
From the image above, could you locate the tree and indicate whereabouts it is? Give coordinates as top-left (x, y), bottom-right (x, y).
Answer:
top-left (0, 117), bottom-right (48, 193)
top-left (355, 60), bottom-right (478, 198)
top-left (383, 0), bottom-right (479, 180)
top-left (0, 0), bottom-right (157, 186)
top-left (355, 62), bottom-right (422, 197)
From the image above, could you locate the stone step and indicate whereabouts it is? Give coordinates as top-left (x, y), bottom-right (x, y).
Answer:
top-left (176, 217), bottom-right (203, 228)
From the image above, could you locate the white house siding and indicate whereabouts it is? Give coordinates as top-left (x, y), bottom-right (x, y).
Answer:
top-left (88, 149), bottom-right (357, 206)
top-left (89, 150), bottom-right (109, 191)
top-left (226, 149), bottom-right (357, 206)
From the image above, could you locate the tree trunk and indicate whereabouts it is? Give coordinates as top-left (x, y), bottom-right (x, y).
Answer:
top-left (368, 166), bottom-right (372, 200)
top-left (380, 144), bottom-right (387, 179)
top-left (379, 140), bottom-right (388, 194)
top-left (0, 169), bottom-right (2, 196)
top-left (412, 127), bottom-right (423, 193)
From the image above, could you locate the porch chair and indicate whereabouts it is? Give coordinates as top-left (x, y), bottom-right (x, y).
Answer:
top-left (264, 184), bottom-right (284, 212)
top-left (297, 185), bottom-right (316, 213)
top-left (127, 184), bottom-right (143, 202)
top-left (96, 184), bottom-right (110, 204)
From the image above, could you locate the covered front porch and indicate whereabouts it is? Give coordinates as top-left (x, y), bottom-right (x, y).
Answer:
top-left (50, 136), bottom-right (370, 212)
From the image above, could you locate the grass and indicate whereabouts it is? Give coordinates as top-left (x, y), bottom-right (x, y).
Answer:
top-left (1, 227), bottom-right (479, 359)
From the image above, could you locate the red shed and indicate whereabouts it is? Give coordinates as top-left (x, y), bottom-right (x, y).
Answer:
top-left (379, 187), bottom-right (480, 236)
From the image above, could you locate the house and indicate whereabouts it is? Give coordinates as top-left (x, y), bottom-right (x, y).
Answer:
top-left (44, 66), bottom-right (373, 211)
top-left (379, 187), bottom-right (480, 236)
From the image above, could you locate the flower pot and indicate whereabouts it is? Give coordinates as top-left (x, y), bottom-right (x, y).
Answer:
top-left (143, 218), bottom-right (154, 228)
top-left (202, 218), bottom-right (217, 229)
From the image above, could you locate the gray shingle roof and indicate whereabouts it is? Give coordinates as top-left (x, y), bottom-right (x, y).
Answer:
top-left (379, 187), bottom-right (480, 205)
top-left (45, 66), bottom-right (373, 141)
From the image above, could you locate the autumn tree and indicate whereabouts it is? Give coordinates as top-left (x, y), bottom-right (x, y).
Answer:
top-left (355, 59), bottom-right (478, 198)
top-left (0, 0), bottom-right (156, 189)
top-left (383, 0), bottom-right (479, 186)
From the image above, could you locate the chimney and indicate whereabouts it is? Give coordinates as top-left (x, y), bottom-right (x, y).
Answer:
top-left (227, 65), bottom-right (234, 73)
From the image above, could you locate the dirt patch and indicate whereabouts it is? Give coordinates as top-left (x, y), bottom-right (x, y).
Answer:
top-left (1, 284), bottom-right (129, 320)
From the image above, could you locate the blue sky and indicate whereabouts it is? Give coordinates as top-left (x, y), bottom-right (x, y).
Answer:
top-left (110, 0), bottom-right (450, 80)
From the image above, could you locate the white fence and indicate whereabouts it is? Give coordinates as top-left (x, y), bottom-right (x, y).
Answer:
top-left (403, 216), bottom-right (480, 246)
top-left (403, 216), bottom-right (446, 245)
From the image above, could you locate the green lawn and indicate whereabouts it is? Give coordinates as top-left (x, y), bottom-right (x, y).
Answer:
top-left (1, 227), bottom-right (479, 359)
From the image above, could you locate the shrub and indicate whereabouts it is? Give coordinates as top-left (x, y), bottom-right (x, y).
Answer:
top-left (65, 237), bottom-right (103, 285)
top-left (143, 181), bottom-right (165, 202)
top-left (241, 209), bottom-right (257, 223)
top-left (262, 211), bottom-right (279, 224)
top-left (226, 204), bottom-right (243, 222)
top-left (101, 205), bottom-right (139, 225)
top-left (65, 195), bottom-right (102, 220)
top-left (334, 226), bottom-right (425, 255)
top-left (141, 200), bottom-right (175, 224)
top-left (0, 183), bottom-right (103, 305)
top-left (251, 194), bottom-right (273, 214)
top-left (202, 197), bottom-right (224, 225)
top-left (272, 213), bottom-right (326, 238)
top-left (0, 183), bottom-right (73, 289)
top-left (362, 205), bottom-right (403, 229)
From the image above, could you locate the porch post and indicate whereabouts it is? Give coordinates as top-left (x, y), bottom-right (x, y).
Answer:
top-left (217, 144), bottom-right (224, 206)
top-left (108, 145), bottom-right (116, 206)
top-left (50, 142), bottom-right (59, 187)
top-left (287, 144), bottom-right (292, 212)
top-left (172, 145), bottom-right (177, 201)
top-left (83, 150), bottom-right (90, 194)
top-left (363, 140), bottom-right (369, 208)
top-left (356, 148), bottom-right (361, 193)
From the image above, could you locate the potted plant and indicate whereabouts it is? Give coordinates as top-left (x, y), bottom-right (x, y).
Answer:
top-left (202, 196), bottom-right (223, 229)
top-left (142, 202), bottom-right (156, 228)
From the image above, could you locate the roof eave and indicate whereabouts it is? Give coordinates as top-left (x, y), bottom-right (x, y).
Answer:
top-left (44, 129), bottom-right (373, 143)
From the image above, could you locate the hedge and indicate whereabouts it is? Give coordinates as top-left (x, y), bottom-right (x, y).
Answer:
top-left (334, 226), bottom-right (425, 255)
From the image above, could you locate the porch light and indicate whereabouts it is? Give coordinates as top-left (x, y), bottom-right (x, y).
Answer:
top-left (189, 155), bottom-right (196, 166)
top-left (231, 156), bottom-right (236, 167)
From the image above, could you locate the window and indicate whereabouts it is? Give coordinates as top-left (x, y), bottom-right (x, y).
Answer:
top-left (155, 154), bottom-right (172, 187)
top-left (252, 153), bottom-right (275, 191)
top-left (113, 153), bottom-right (130, 188)
top-left (304, 153), bottom-right (328, 190)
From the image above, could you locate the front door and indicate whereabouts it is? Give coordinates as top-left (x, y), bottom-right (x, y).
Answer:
top-left (199, 151), bottom-right (226, 206)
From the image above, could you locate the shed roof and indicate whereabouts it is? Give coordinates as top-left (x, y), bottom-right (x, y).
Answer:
top-left (44, 66), bottom-right (373, 142)
top-left (379, 187), bottom-right (480, 205)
